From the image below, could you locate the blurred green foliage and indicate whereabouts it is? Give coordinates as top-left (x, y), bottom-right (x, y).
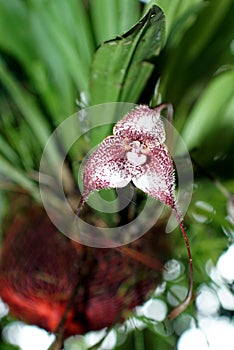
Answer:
top-left (0, 0), bottom-right (234, 349)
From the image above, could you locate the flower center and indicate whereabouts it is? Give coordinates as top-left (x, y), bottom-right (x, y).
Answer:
top-left (126, 140), bottom-right (149, 166)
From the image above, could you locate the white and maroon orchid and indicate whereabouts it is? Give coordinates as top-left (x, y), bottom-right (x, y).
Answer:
top-left (77, 104), bottom-right (193, 319)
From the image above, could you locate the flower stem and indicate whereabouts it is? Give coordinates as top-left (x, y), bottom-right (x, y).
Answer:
top-left (76, 196), bottom-right (85, 217)
top-left (168, 209), bottom-right (193, 319)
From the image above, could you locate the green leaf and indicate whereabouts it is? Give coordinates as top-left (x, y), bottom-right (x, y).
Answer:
top-left (0, 154), bottom-right (39, 200)
top-left (0, 0), bottom-right (33, 66)
top-left (89, 5), bottom-right (165, 104)
top-left (89, 0), bottom-right (141, 45)
top-left (0, 342), bottom-right (19, 350)
top-left (0, 0), bottom-right (95, 121)
top-left (159, 0), bottom-right (234, 108)
top-left (181, 69), bottom-right (234, 150)
top-left (0, 58), bottom-right (62, 180)
top-left (0, 135), bottom-right (20, 166)
top-left (144, 0), bottom-right (204, 39)
top-left (28, 0), bottom-right (91, 94)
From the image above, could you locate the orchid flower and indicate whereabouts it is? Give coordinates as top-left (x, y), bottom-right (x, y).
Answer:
top-left (77, 104), bottom-right (193, 319)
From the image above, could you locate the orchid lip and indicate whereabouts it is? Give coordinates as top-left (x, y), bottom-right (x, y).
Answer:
top-left (126, 151), bottom-right (147, 166)
top-left (126, 140), bottom-right (149, 166)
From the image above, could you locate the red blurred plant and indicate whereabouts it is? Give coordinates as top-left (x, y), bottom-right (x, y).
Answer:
top-left (0, 204), bottom-right (169, 344)
top-left (77, 104), bottom-right (193, 319)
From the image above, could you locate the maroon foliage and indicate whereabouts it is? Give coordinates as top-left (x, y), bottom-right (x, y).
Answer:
top-left (0, 206), bottom-right (167, 337)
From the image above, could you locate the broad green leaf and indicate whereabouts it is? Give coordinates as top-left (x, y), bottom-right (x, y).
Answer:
top-left (89, 5), bottom-right (165, 104)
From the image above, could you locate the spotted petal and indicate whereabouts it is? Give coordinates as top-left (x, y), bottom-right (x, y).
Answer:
top-left (132, 143), bottom-right (175, 208)
top-left (114, 105), bottom-right (166, 144)
top-left (82, 136), bottom-right (131, 199)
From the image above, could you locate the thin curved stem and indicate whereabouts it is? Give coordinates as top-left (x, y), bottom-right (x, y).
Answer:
top-left (168, 208), bottom-right (193, 320)
top-left (76, 196), bottom-right (85, 217)
top-left (154, 103), bottom-right (174, 154)
top-left (155, 103), bottom-right (173, 122)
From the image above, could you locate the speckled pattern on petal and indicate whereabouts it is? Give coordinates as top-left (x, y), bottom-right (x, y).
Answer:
top-left (132, 144), bottom-right (175, 207)
top-left (82, 105), bottom-right (175, 209)
top-left (114, 105), bottom-right (166, 145)
top-left (82, 136), bottom-right (130, 198)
